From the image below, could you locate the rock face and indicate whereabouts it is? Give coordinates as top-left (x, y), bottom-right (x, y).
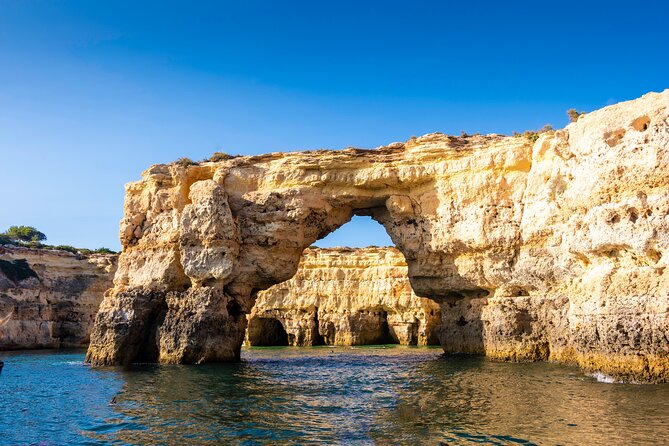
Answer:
top-left (247, 247), bottom-right (441, 346)
top-left (0, 246), bottom-right (117, 349)
top-left (87, 91), bottom-right (669, 383)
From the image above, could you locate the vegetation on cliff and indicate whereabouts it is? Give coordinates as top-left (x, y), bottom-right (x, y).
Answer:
top-left (0, 226), bottom-right (116, 256)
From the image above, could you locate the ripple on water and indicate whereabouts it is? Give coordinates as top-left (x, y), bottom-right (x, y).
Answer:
top-left (0, 346), bottom-right (668, 445)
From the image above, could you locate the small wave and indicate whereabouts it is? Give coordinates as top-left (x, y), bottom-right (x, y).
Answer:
top-left (589, 372), bottom-right (617, 383)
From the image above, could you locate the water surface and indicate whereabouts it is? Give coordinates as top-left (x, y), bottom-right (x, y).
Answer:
top-left (1, 346), bottom-right (668, 445)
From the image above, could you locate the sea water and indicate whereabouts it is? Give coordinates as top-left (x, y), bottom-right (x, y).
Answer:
top-left (1, 346), bottom-right (668, 445)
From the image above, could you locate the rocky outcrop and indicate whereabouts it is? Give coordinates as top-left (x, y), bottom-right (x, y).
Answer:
top-left (0, 246), bottom-right (117, 349)
top-left (247, 247), bottom-right (441, 346)
top-left (87, 91), bottom-right (669, 383)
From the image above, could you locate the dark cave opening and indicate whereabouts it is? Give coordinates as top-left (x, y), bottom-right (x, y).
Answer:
top-left (246, 317), bottom-right (289, 346)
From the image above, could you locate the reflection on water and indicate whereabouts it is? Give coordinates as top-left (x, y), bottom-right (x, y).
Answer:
top-left (1, 346), bottom-right (668, 445)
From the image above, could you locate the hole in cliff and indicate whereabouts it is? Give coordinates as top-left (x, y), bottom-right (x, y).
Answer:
top-left (226, 299), bottom-right (244, 321)
top-left (647, 249), bottom-right (662, 264)
top-left (313, 215), bottom-right (393, 248)
top-left (133, 293), bottom-right (168, 363)
top-left (511, 288), bottom-right (530, 297)
top-left (246, 213), bottom-right (446, 348)
top-left (246, 317), bottom-right (289, 346)
top-left (607, 213), bottom-right (621, 224)
top-left (312, 308), bottom-right (325, 346)
top-left (631, 115), bottom-right (650, 132)
top-left (629, 208), bottom-right (639, 223)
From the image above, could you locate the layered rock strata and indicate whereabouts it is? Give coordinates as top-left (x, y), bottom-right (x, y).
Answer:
top-left (0, 246), bottom-right (117, 349)
top-left (87, 91), bottom-right (669, 382)
top-left (247, 247), bottom-right (441, 346)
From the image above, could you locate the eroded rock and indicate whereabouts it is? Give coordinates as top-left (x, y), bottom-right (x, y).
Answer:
top-left (87, 91), bottom-right (669, 382)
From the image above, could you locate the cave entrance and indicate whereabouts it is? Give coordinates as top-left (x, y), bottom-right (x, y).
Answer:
top-left (246, 316), bottom-right (289, 346)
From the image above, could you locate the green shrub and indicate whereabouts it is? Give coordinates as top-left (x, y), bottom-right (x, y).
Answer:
top-left (523, 130), bottom-right (540, 143)
top-left (0, 234), bottom-right (14, 245)
top-left (0, 258), bottom-right (38, 282)
top-left (53, 245), bottom-right (79, 254)
top-left (176, 157), bottom-right (196, 168)
top-left (512, 124), bottom-right (554, 143)
top-left (567, 108), bottom-right (585, 123)
top-left (93, 247), bottom-right (116, 254)
top-left (2, 226), bottom-right (46, 243)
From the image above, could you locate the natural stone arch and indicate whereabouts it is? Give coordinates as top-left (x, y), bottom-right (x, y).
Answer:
top-left (86, 91), bottom-right (669, 383)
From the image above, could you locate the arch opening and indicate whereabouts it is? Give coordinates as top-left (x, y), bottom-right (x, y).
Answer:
top-left (313, 215), bottom-right (394, 249)
top-left (247, 215), bottom-right (442, 348)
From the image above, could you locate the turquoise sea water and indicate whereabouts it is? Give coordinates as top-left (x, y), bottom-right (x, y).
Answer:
top-left (1, 346), bottom-right (668, 445)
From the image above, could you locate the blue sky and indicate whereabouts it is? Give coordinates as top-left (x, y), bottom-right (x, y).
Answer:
top-left (0, 1), bottom-right (667, 250)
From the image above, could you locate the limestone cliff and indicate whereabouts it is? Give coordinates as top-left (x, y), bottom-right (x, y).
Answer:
top-left (0, 246), bottom-right (117, 349)
top-left (248, 247), bottom-right (441, 346)
top-left (87, 90), bottom-right (669, 383)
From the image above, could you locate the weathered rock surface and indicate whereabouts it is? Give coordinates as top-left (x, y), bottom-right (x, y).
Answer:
top-left (247, 247), bottom-right (441, 346)
top-left (87, 91), bottom-right (669, 382)
top-left (0, 246), bottom-right (117, 349)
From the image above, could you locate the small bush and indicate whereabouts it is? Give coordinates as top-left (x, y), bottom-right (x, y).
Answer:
top-left (208, 152), bottom-right (235, 162)
top-left (93, 247), bottom-right (116, 254)
top-left (176, 157), bottom-right (196, 168)
top-left (567, 108), bottom-right (585, 123)
top-left (512, 124), bottom-right (553, 143)
top-left (523, 130), bottom-right (540, 143)
top-left (53, 245), bottom-right (79, 254)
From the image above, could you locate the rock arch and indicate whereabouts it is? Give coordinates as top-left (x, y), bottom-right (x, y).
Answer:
top-left (86, 91), bottom-right (669, 382)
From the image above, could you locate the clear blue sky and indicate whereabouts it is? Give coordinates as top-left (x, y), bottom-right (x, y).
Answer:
top-left (1, 1), bottom-right (667, 250)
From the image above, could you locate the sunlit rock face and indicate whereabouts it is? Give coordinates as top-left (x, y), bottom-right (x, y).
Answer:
top-left (0, 246), bottom-right (117, 349)
top-left (247, 247), bottom-right (441, 347)
top-left (87, 91), bottom-right (669, 382)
